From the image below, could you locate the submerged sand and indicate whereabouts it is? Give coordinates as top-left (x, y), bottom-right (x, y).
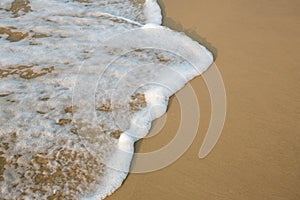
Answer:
top-left (107, 0), bottom-right (300, 199)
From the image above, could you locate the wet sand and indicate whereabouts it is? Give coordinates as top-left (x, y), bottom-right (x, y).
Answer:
top-left (107, 0), bottom-right (300, 199)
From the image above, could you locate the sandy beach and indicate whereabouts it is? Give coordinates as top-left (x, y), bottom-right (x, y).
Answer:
top-left (107, 0), bottom-right (300, 199)
top-left (0, 0), bottom-right (299, 199)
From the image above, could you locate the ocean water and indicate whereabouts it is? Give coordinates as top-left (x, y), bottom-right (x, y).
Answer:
top-left (0, 0), bottom-right (213, 199)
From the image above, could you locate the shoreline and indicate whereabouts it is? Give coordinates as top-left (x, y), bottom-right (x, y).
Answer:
top-left (0, 0), bottom-right (299, 199)
top-left (107, 0), bottom-right (300, 199)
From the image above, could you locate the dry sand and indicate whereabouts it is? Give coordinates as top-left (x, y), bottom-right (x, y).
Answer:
top-left (107, 0), bottom-right (300, 199)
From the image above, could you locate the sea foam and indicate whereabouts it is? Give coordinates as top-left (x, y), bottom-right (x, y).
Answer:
top-left (0, 0), bottom-right (213, 199)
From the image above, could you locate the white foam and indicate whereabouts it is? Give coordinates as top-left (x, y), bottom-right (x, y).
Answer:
top-left (0, 0), bottom-right (213, 199)
top-left (144, 0), bottom-right (162, 25)
top-left (0, 0), bottom-right (11, 9)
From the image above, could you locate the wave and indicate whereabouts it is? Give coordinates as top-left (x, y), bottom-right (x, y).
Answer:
top-left (0, 0), bottom-right (213, 199)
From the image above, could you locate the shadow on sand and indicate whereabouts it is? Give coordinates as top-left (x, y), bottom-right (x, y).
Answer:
top-left (157, 0), bottom-right (218, 60)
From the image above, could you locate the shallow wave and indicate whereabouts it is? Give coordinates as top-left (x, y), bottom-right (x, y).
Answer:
top-left (0, 0), bottom-right (212, 199)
